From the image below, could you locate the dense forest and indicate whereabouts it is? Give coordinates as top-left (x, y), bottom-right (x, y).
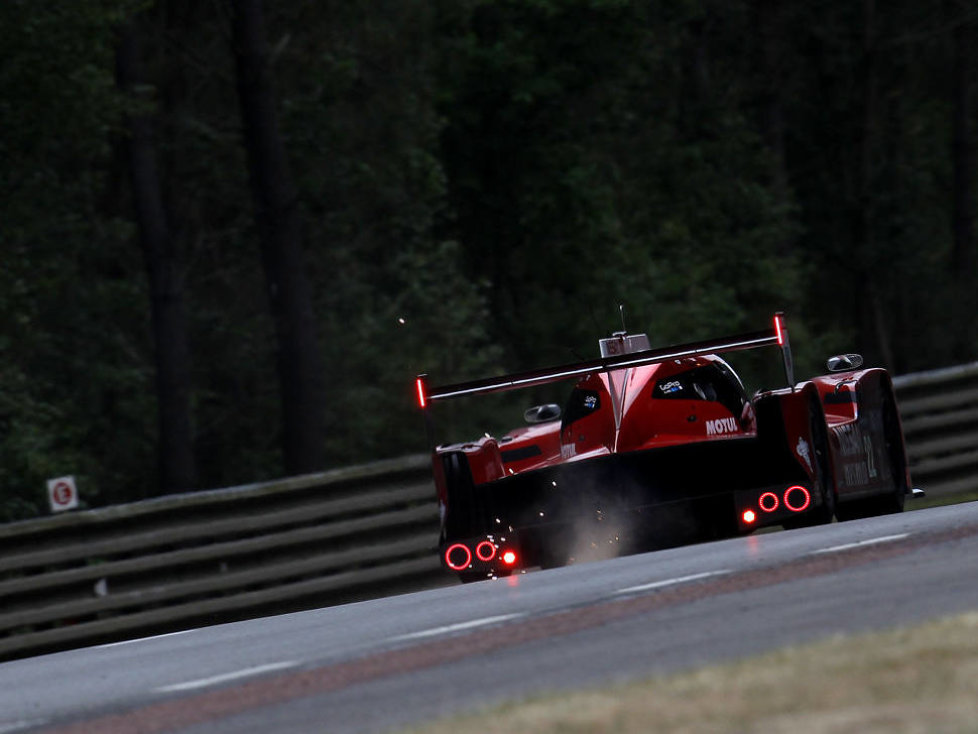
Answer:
top-left (1, 0), bottom-right (975, 519)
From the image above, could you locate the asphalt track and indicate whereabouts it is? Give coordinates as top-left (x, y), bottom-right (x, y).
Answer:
top-left (3, 500), bottom-right (978, 733)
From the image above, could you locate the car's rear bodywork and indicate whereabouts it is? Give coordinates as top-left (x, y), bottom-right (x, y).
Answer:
top-left (417, 315), bottom-right (910, 581)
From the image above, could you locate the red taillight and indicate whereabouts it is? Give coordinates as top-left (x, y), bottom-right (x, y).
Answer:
top-left (774, 313), bottom-right (786, 346)
top-left (444, 543), bottom-right (471, 570)
top-left (742, 509), bottom-right (757, 524)
top-left (759, 492), bottom-right (780, 513)
top-left (416, 377), bottom-right (427, 409)
top-left (784, 485), bottom-right (811, 512)
top-left (501, 550), bottom-right (517, 566)
top-left (475, 540), bottom-right (497, 562)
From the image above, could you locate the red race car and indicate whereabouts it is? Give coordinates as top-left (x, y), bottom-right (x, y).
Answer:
top-left (417, 314), bottom-right (912, 582)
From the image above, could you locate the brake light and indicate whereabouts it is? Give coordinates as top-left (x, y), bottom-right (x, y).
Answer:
top-left (444, 543), bottom-right (471, 570)
top-left (774, 313), bottom-right (786, 346)
top-left (501, 550), bottom-right (517, 566)
top-left (742, 510), bottom-right (757, 524)
top-left (475, 540), bottom-right (497, 562)
top-left (416, 377), bottom-right (427, 409)
top-left (784, 485), bottom-right (811, 512)
top-left (759, 492), bottom-right (780, 513)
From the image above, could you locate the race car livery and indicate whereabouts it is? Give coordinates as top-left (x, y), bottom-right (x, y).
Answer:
top-left (417, 314), bottom-right (911, 582)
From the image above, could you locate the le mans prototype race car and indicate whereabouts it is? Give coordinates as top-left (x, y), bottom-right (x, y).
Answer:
top-left (416, 314), bottom-right (912, 582)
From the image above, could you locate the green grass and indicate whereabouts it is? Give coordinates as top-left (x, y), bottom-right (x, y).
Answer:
top-left (405, 612), bottom-right (978, 734)
top-left (909, 489), bottom-right (978, 511)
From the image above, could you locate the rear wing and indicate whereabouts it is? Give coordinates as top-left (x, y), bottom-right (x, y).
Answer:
top-left (417, 312), bottom-right (795, 409)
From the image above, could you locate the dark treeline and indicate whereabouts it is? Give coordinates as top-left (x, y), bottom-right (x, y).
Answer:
top-left (1, 0), bottom-right (974, 519)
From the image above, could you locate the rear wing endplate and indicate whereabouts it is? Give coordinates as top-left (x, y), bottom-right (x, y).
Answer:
top-left (417, 313), bottom-right (795, 409)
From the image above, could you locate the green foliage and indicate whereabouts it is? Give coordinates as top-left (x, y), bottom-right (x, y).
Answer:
top-left (1, 0), bottom-right (975, 517)
top-left (0, 1), bottom-right (150, 519)
top-left (440, 0), bottom-right (802, 369)
top-left (275, 0), bottom-right (501, 461)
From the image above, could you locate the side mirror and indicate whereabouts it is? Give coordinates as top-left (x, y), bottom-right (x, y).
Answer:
top-left (524, 403), bottom-right (561, 424)
top-left (826, 354), bottom-right (864, 373)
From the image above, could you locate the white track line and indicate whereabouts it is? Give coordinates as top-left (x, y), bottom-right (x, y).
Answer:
top-left (616, 570), bottom-right (732, 596)
top-left (0, 721), bottom-right (46, 734)
top-left (391, 613), bottom-right (524, 642)
top-left (97, 629), bottom-right (195, 650)
top-left (155, 661), bottom-right (298, 694)
top-left (810, 533), bottom-right (910, 555)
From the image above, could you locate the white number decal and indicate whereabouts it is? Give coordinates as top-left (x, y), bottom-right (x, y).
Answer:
top-left (863, 435), bottom-right (878, 478)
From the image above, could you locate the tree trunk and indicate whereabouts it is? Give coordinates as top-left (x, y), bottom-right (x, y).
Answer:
top-left (754, 0), bottom-right (792, 259)
top-left (951, 4), bottom-right (974, 273)
top-left (230, 0), bottom-right (326, 474)
top-left (755, 0), bottom-right (788, 197)
top-left (853, 0), bottom-right (894, 367)
top-left (117, 23), bottom-right (197, 493)
top-left (950, 1), bottom-right (975, 359)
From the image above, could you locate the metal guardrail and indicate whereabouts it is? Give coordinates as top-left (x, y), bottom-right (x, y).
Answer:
top-left (0, 455), bottom-right (447, 661)
top-left (0, 363), bottom-right (975, 661)
top-left (893, 362), bottom-right (978, 497)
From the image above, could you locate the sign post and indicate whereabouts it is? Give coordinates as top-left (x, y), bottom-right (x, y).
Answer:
top-left (47, 476), bottom-right (79, 513)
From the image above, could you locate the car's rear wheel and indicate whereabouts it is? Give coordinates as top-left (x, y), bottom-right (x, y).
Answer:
top-left (862, 385), bottom-right (907, 515)
top-left (784, 394), bottom-right (835, 528)
top-left (457, 571), bottom-right (489, 583)
top-left (836, 383), bottom-right (907, 520)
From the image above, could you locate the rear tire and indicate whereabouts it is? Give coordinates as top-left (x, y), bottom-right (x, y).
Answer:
top-left (784, 394), bottom-right (835, 528)
top-left (457, 571), bottom-right (490, 584)
top-left (862, 385), bottom-right (907, 515)
top-left (836, 383), bottom-right (907, 519)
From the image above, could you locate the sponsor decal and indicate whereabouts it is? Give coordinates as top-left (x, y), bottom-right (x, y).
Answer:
top-left (843, 461), bottom-right (871, 486)
top-left (706, 416), bottom-right (739, 436)
top-left (834, 421), bottom-right (879, 487)
top-left (836, 424), bottom-right (860, 456)
top-left (796, 436), bottom-right (813, 473)
top-left (864, 435), bottom-right (878, 478)
top-left (659, 380), bottom-right (683, 395)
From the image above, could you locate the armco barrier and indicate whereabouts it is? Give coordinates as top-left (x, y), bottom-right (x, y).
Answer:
top-left (893, 362), bottom-right (978, 497)
top-left (0, 455), bottom-right (448, 661)
top-left (0, 363), bottom-right (976, 661)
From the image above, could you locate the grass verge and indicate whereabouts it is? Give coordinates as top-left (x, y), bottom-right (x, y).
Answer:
top-left (404, 612), bottom-right (978, 734)
top-left (910, 489), bottom-right (978, 510)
